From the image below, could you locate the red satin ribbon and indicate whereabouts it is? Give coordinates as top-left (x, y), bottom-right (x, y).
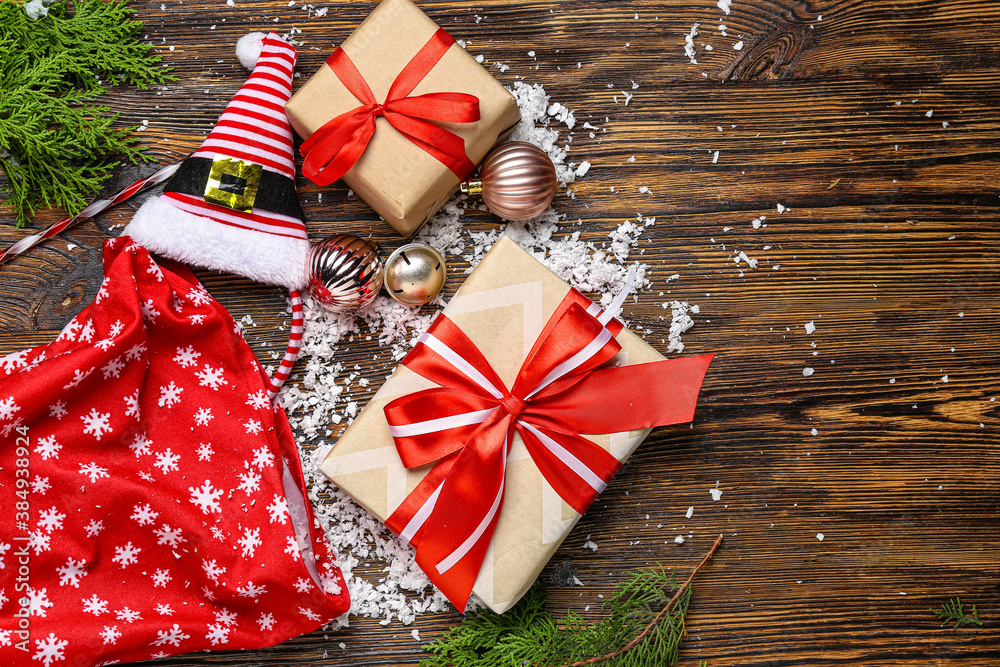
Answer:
top-left (300, 28), bottom-right (481, 187)
top-left (382, 289), bottom-right (713, 611)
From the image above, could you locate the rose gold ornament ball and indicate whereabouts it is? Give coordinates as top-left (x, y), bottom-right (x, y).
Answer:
top-left (476, 141), bottom-right (557, 221)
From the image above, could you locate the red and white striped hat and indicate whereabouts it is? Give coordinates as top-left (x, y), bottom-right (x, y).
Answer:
top-left (126, 33), bottom-right (309, 290)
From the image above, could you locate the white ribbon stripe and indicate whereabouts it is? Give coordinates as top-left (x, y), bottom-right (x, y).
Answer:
top-left (418, 332), bottom-right (504, 400)
top-left (388, 407), bottom-right (496, 438)
top-left (400, 481), bottom-right (444, 544)
top-left (518, 420), bottom-right (608, 494)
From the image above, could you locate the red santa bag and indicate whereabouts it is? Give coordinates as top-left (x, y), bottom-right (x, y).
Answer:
top-left (0, 236), bottom-right (349, 666)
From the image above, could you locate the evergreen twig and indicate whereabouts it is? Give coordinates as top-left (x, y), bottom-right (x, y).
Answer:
top-left (421, 535), bottom-right (723, 667)
top-left (0, 0), bottom-right (171, 227)
top-left (930, 598), bottom-right (982, 629)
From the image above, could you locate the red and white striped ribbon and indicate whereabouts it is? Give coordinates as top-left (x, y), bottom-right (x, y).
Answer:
top-left (0, 163), bottom-right (181, 266)
top-left (268, 289), bottom-right (305, 399)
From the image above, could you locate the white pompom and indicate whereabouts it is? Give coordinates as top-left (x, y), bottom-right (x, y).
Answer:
top-left (236, 32), bottom-right (267, 70)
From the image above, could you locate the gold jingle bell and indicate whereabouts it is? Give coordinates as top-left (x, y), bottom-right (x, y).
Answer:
top-left (384, 243), bottom-right (447, 306)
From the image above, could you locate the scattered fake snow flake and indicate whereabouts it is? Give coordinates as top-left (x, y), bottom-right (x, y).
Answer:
top-left (717, 0), bottom-right (732, 15)
top-left (942, 375), bottom-right (949, 383)
top-left (816, 533), bottom-right (825, 541)
top-left (685, 506), bottom-right (694, 519)
top-left (803, 367), bottom-right (815, 377)
top-left (674, 535), bottom-right (685, 544)
top-left (709, 487), bottom-right (723, 502)
top-left (662, 301), bottom-right (698, 353)
top-left (811, 428), bottom-right (818, 436)
top-left (411, 629), bottom-right (420, 641)
top-left (776, 203), bottom-right (786, 213)
top-left (712, 150), bottom-right (719, 164)
top-left (684, 23), bottom-right (700, 64)
top-left (804, 320), bottom-right (816, 334)
top-left (733, 40), bottom-right (744, 50)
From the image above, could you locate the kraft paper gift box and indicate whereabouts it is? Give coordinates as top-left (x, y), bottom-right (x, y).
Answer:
top-left (321, 237), bottom-right (712, 613)
top-left (286, 0), bottom-right (522, 237)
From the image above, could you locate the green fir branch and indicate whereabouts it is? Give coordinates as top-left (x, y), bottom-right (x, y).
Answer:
top-left (421, 535), bottom-right (723, 667)
top-left (0, 0), bottom-right (171, 227)
top-left (930, 597), bottom-right (982, 629)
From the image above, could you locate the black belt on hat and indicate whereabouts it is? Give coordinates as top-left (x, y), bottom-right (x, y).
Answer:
top-left (164, 156), bottom-right (306, 221)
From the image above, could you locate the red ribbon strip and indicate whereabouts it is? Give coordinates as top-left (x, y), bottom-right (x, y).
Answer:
top-left (382, 289), bottom-right (713, 611)
top-left (300, 28), bottom-right (481, 187)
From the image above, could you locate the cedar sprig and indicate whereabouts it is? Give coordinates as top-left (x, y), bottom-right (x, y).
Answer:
top-left (930, 597), bottom-right (982, 629)
top-left (421, 535), bottom-right (723, 667)
top-left (0, 0), bottom-right (170, 228)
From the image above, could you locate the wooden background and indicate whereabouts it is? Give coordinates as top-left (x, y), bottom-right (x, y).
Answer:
top-left (2, 0), bottom-right (999, 664)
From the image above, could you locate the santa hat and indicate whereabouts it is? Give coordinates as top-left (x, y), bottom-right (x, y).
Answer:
top-left (125, 32), bottom-right (309, 291)
top-left (0, 238), bottom-right (349, 666)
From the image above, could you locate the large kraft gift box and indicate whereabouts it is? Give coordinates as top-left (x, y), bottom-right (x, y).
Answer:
top-left (286, 0), bottom-right (522, 236)
top-left (321, 237), bottom-right (712, 613)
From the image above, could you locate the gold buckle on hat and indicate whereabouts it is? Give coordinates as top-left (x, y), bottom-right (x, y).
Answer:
top-left (204, 157), bottom-right (262, 212)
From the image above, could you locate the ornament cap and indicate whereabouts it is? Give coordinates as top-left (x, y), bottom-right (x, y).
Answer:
top-left (460, 180), bottom-right (484, 196)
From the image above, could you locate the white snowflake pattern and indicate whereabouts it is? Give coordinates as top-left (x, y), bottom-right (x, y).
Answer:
top-left (237, 469), bottom-right (261, 495)
top-left (83, 519), bottom-right (104, 537)
top-left (251, 445), bottom-right (274, 468)
top-left (79, 320), bottom-right (95, 343)
top-left (147, 261), bottom-right (164, 282)
top-left (237, 581), bottom-right (267, 598)
top-left (244, 419), bottom-right (263, 435)
top-left (29, 531), bottom-right (50, 555)
top-left (48, 400), bottom-right (67, 419)
top-left (210, 525), bottom-right (226, 541)
top-left (189, 481), bottom-right (223, 515)
top-left (137, 470), bottom-right (155, 482)
top-left (31, 476), bottom-right (51, 495)
top-left (158, 382), bottom-right (183, 408)
top-left (202, 585), bottom-right (217, 601)
top-left (152, 624), bottom-right (189, 647)
top-left (81, 408), bottom-right (112, 440)
top-left (0, 628), bottom-right (9, 646)
top-left (56, 557), bottom-right (87, 588)
top-left (153, 524), bottom-right (186, 548)
top-left (299, 607), bottom-right (322, 622)
top-left (188, 314), bottom-right (206, 325)
top-left (154, 448), bottom-right (180, 474)
top-left (1, 349), bottom-right (29, 374)
top-left (195, 364), bottom-right (228, 390)
top-left (245, 390), bottom-right (269, 411)
top-left (94, 336), bottom-right (116, 352)
top-left (202, 559), bottom-right (226, 584)
top-left (196, 443), bottom-right (214, 461)
top-left (257, 613), bottom-right (275, 631)
top-left (205, 623), bottom-right (230, 645)
top-left (37, 507), bottom-right (65, 532)
top-left (0, 395), bottom-right (19, 420)
top-left (33, 633), bottom-right (67, 666)
top-left (267, 494), bottom-right (289, 524)
top-left (79, 462), bottom-right (110, 483)
top-left (63, 366), bottom-right (94, 390)
top-left (101, 356), bottom-right (125, 379)
top-left (171, 291), bottom-right (185, 314)
top-left (82, 594), bottom-right (109, 615)
top-left (129, 433), bottom-right (152, 457)
top-left (23, 350), bottom-right (45, 372)
top-left (34, 435), bottom-right (61, 460)
top-left (238, 528), bottom-right (261, 559)
top-left (124, 342), bottom-right (146, 362)
top-left (294, 578), bottom-right (313, 593)
top-left (1, 417), bottom-right (23, 438)
top-left (56, 318), bottom-right (81, 342)
top-left (151, 568), bottom-right (172, 587)
top-left (111, 542), bottom-right (140, 568)
top-left (131, 504), bottom-right (158, 526)
top-left (173, 345), bottom-right (201, 368)
top-left (194, 407), bottom-right (214, 426)
top-left (285, 535), bottom-right (301, 561)
top-left (100, 624), bottom-right (121, 645)
top-left (215, 608), bottom-right (238, 626)
top-left (187, 285), bottom-right (212, 306)
top-left (124, 389), bottom-right (141, 420)
top-left (155, 604), bottom-right (175, 616)
top-left (96, 277), bottom-right (110, 303)
top-left (28, 587), bottom-right (53, 616)
top-left (107, 319), bottom-right (125, 338)
top-left (115, 607), bottom-right (141, 623)
top-left (0, 541), bottom-right (9, 569)
top-left (141, 299), bottom-right (161, 323)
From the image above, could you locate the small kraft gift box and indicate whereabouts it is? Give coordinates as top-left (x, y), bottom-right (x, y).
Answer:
top-left (321, 238), bottom-right (713, 613)
top-left (286, 0), bottom-right (523, 236)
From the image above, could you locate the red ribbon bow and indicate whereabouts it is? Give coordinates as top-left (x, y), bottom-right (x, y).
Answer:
top-left (383, 289), bottom-right (713, 611)
top-left (301, 28), bottom-right (480, 187)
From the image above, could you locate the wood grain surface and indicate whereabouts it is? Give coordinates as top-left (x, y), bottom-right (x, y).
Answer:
top-left (3, 0), bottom-right (999, 664)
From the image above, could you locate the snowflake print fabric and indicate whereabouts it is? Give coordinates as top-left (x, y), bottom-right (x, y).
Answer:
top-left (0, 238), bottom-right (349, 666)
